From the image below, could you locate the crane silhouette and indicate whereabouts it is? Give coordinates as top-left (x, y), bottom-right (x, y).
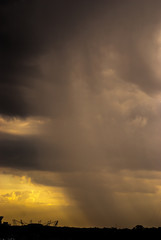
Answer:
top-left (46, 220), bottom-right (58, 226)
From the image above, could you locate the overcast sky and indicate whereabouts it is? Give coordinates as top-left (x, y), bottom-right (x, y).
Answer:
top-left (1, 0), bottom-right (161, 227)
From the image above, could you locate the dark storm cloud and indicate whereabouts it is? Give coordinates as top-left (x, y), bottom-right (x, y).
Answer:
top-left (0, 0), bottom-right (106, 117)
top-left (2, 0), bottom-right (161, 227)
top-left (1, 0), bottom-right (161, 118)
top-left (0, 131), bottom-right (66, 171)
top-left (1, 0), bottom-right (161, 169)
top-left (0, 133), bottom-right (38, 170)
top-left (0, 1), bottom-right (43, 117)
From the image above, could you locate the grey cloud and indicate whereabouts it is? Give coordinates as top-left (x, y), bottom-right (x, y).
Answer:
top-left (1, 0), bottom-right (161, 118)
top-left (1, 0), bottom-right (161, 227)
top-left (0, 133), bottom-right (38, 170)
top-left (0, 0), bottom-right (107, 118)
top-left (0, 132), bottom-right (68, 172)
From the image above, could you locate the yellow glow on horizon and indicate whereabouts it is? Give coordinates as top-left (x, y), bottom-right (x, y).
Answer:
top-left (0, 171), bottom-right (89, 227)
top-left (0, 173), bottom-right (69, 207)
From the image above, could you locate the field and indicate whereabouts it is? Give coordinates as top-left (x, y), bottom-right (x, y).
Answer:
top-left (0, 225), bottom-right (161, 240)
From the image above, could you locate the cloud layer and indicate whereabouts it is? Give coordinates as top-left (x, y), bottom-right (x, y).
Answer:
top-left (1, 0), bottom-right (161, 227)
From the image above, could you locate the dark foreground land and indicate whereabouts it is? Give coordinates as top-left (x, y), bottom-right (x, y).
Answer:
top-left (0, 224), bottom-right (161, 240)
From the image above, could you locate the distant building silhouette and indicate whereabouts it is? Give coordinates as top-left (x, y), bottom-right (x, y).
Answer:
top-left (0, 216), bottom-right (3, 224)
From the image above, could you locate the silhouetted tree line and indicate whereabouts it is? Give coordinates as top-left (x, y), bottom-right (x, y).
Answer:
top-left (0, 224), bottom-right (161, 240)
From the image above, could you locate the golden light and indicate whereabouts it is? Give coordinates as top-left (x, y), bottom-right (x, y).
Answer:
top-left (0, 173), bottom-right (69, 207)
top-left (0, 171), bottom-right (89, 227)
top-left (0, 117), bottom-right (47, 135)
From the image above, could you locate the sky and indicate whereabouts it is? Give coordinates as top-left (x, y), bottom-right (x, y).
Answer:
top-left (1, 0), bottom-right (161, 228)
